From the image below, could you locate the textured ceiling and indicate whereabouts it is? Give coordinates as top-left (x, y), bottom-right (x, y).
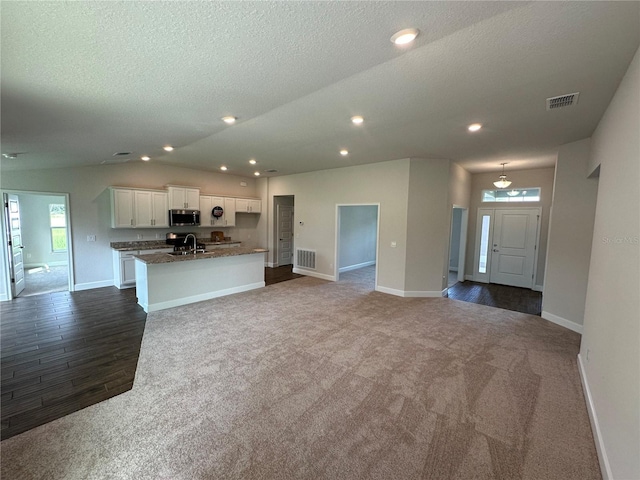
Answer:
top-left (1, 1), bottom-right (639, 176)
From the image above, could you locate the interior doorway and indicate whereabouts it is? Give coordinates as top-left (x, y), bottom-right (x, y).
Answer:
top-left (473, 207), bottom-right (541, 288)
top-left (273, 195), bottom-right (295, 267)
top-left (336, 204), bottom-right (379, 290)
top-left (2, 191), bottom-right (74, 299)
top-left (447, 206), bottom-right (468, 288)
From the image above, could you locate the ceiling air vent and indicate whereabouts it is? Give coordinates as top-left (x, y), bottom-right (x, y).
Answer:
top-left (546, 92), bottom-right (580, 111)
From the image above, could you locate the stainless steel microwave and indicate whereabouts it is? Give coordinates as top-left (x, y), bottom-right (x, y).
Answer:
top-left (169, 209), bottom-right (200, 226)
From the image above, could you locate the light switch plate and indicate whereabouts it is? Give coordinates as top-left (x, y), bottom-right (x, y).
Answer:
top-left (87, 235), bottom-right (96, 242)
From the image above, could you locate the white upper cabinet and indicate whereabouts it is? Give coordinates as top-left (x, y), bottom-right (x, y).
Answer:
top-left (168, 186), bottom-right (200, 210)
top-left (111, 188), bottom-right (168, 228)
top-left (151, 191), bottom-right (169, 227)
top-left (222, 197), bottom-right (236, 226)
top-left (111, 189), bottom-right (134, 228)
top-left (236, 198), bottom-right (262, 213)
top-left (134, 190), bottom-right (153, 227)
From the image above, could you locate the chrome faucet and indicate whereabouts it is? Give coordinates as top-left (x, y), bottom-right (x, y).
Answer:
top-left (184, 233), bottom-right (197, 254)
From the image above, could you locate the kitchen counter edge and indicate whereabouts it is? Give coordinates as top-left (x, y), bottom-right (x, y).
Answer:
top-left (132, 247), bottom-right (268, 265)
top-left (111, 240), bottom-right (242, 251)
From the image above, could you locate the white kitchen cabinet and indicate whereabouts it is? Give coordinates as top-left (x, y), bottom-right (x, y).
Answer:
top-left (111, 189), bottom-right (134, 228)
top-left (235, 198), bottom-right (262, 213)
top-left (199, 196), bottom-right (214, 226)
top-left (222, 197), bottom-right (236, 226)
top-left (111, 188), bottom-right (168, 228)
top-left (151, 191), bottom-right (169, 227)
top-left (168, 186), bottom-right (200, 210)
top-left (113, 250), bottom-right (138, 288)
top-left (200, 196), bottom-right (227, 226)
top-left (113, 247), bottom-right (172, 288)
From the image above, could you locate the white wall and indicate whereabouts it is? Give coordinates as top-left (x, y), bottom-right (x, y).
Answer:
top-left (267, 159), bottom-right (411, 290)
top-left (542, 139), bottom-right (598, 332)
top-left (449, 208), bottom-right (463, 270)
top-left (1, 163), bottom-right (259, 290)
top-left (405, 158), bottom-right (451, 293)
top-left (465, 167), bottom-right (555, 286)
top-left (579, 47), bottom-right (639, 480)
top-left (449, 162), bottom-right (472, 208)
top-left (338, 205), bottom-right (377, 271)
top-left (18, 193), bottom-right (68, 267)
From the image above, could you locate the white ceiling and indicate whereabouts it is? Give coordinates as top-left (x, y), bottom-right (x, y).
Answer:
top-left (1, 1), bottom-right (639, 177)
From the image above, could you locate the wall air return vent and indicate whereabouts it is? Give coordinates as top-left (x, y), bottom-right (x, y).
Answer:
top-left (546, 92), bottom-right (580, 111)
top-left (296, 249), bottom-right (316, 269)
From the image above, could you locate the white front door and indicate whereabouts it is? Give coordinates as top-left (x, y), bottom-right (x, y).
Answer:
top-left (277, 205), bottom-right (293, 266)
top-left (474, 207), bottom-right (540, 288)
top-left (4, 194), bottom-right (25, 297)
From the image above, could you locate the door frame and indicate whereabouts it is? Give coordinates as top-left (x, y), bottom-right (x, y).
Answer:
top-left (447, 205), bottom-right (468, 285)
top-left (334, 203), bottom-right (380, 289)
top-left (272, 195), bottom-right (295, 268)
top-left (1, 189), bottom-right (75, 301)
top-left (472, 206), bottom-right (541, 287)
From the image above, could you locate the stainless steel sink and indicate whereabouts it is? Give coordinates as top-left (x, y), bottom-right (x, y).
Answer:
top-left (167, 249), bottom-right (207, 256)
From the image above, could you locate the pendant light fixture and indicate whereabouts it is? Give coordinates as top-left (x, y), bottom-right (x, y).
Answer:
top-left (493, 163), bottom-right (512, 189)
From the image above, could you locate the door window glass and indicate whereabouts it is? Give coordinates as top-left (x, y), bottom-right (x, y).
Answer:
top-left (478, 215), bottom-right (491, 273)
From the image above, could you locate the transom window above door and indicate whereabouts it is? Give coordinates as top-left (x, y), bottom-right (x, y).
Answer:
top-left (482, 188), bottom-right (541, 202)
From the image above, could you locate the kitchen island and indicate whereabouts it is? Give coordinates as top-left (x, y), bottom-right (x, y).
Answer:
top-left (133, 247), bottom-right (268, 313)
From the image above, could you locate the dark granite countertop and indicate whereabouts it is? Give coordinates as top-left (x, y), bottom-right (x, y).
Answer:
top-left (132, 247), bottom-right (268, 264)
top-left (111, 240), bottom-right (242, 251)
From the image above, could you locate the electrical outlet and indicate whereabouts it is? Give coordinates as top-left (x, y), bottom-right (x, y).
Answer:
top-left (137, 234), bottom-right (143, 240)
top-left (26, 253), bottom-right (32, 259)
top-left (87, 235), bottom-right (96, 242)
top-left (586, 349), bottom-right (590, 361)
top-left (155, 233), bottom-right (161, 239)
top-left (391, 241), bottom-right (397, 248)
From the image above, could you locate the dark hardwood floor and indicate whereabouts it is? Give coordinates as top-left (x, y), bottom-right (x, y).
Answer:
top-left (446, 280), bottom-right (542, 316)
top-left (0, 265), bottom-right (305, 440)
top-left (264, 265), bottom-right (302, 286)
top-left (1, 287), bottom-right (146, 440)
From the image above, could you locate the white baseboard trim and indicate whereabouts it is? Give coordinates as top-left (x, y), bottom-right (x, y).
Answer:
top-left (74, 280), bottom-right (114, 291)
top-left (465, 274), bottom-right (474, 281)
top-left (338, 261), bottom-right (375, 273)
top-left (532, 284), bottom-right (543, 292)
top-left (0, 292), bottom-right (9, 302)
top-left (578, 353), bottom-right (612, 480)
top-left (375, 285), bottom-right (404, 296)
top-left (292, 268), bottom-right (335, 281)
top-left (541, 311), bottom-right (583, 334)
top-left (144, 281), bottom-right (265, 313)
top-left (375, 286), bottom-right (445, 298)
top-left (25, 262), bottom-right (68, 269)
top-left (265, 262), bottom-right (278, 268)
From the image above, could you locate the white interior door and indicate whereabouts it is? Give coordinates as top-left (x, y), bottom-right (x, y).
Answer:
top-left (4, 194), bottom-right (25, 296)
top-left (489, 208), bottom-right (540, 288)
top-left (277, 205), bottom-right (293, 266)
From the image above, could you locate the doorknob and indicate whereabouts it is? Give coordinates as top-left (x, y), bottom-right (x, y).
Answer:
top-left (493, 249), bottom-right (499, 252)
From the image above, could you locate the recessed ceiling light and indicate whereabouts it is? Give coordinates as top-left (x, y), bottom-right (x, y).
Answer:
top-left (468, 123), bottom-right (482, 132)
top-left (254, 171), bottom-right (260, 176)
top-left (249, 159), bottom-right (257, 165)
top-left (220, 166), bottom-right (228, 171)
top-left (391, 28), bottom-right (419, 45)
top-left (221, 116), bottom-right (237, 124)
top-left (163, 146), bottom-right (174, 152)
top-left (141, 155), bottom-right (150, 161)
top-left (351, 116), bottom-right (364, 125)
top-left (340, 149), bottom-right (349, 156)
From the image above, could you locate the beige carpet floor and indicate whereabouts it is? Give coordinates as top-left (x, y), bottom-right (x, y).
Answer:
top-left (0, 267), bottom-right (600, 479)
